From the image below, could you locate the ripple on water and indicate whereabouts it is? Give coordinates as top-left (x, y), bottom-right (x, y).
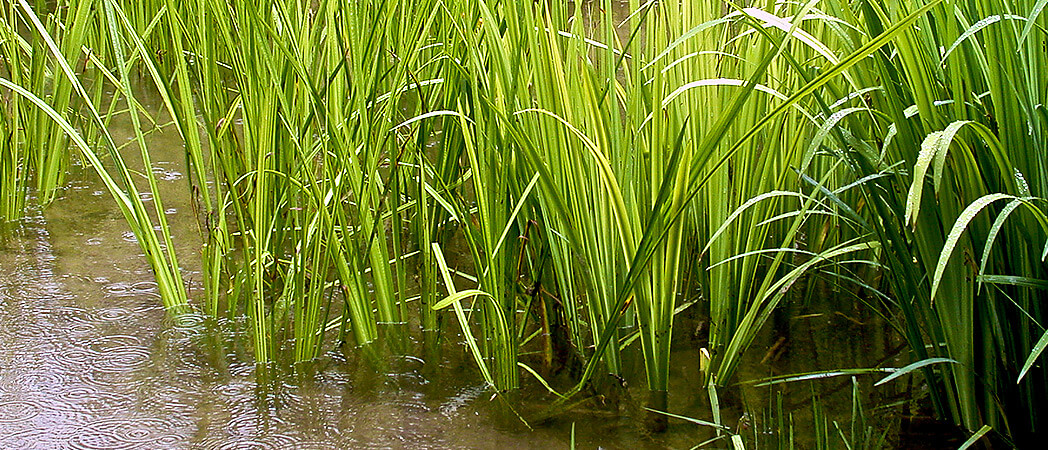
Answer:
top-left (102, 282), bottom-right (134, 298)
top-left (439, 383), bottom-right (487, 417)
top-left (56, 386), bottom-right (135, 410)
top-left (6, 322), bottom-right (48, 345)
top-left (203, 434), bottom-right (297, 450)
top-left (0, 398), bottom-right (43, 424)
top-left (44, 345), bottom-right (97, 369)
top-left (95, 306), bottom-right (131, 322)
top-left (10, 370), bottom-right (66, 393)
top-left (284, 441), bottom-right (342, 450)
top-left (222, 412), bottom-right (269, 438)
top-left (93, 346), bottom-right (152, 374)
top-left (68, 417), bottom-right (184, 450)
top-left (120, 231), bottom-right (137, 244)
top-left (86, 334), bottom-right (143, 351)
top-left (71, 336), bottom-right (154, 387)
top-left (0, 283), bottom-right (13, 302)
top-left (103, 280), bottom-right (161, 301)
top-left (139, 375), bottom-right (204, 412)
top-left (131, 281), bottom-right (159, 294)
top-left (212, 379), bottom-right (255, 399)
top-left (51, 304), bottom-right (92, 318)
top-left (152, 166), bottom-right (183, 181)
top-left (156, 325), bottom-right (196, 343)
top-left (169, 312), bottom-right (207, 334)
top-left (50, 305), bottom-right (99, 337)
top-left (0, 428), bottom-right (55, 450)
top-left (229, 362), bottom-right (256, 378)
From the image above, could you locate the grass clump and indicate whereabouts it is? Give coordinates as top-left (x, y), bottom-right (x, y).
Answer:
top-left (2, 0), bottom-right (1047, 444)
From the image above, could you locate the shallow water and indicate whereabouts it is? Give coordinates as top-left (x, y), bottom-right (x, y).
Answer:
top-left (0, 193), bottom-right (707, 449)
top-left (0, 213), bottom-right (549, 450)
top-left (0, 151), bottom-right (901, 450)
top-left (0, 111), bottom-right (734, 449)
top-left (0, 16), bottom-right (905, 447)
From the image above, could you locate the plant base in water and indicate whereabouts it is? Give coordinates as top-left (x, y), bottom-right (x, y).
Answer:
top-left (646, 390), bottom-right (669, 433)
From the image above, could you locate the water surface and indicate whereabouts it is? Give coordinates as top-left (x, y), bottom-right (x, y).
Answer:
top-left (0, 116), bottom-right (726, 449)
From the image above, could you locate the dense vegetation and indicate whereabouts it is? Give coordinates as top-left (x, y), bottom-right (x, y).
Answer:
top-left (2, 0), bottom-right (1047, 445)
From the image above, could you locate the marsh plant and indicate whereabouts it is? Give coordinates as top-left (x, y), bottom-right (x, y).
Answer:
top-left (2, 0), bottom-right (1047, 445)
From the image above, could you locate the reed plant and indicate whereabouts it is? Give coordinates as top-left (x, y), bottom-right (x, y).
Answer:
top-left (0, 79), bottom-right (26, 222)
top-left (1, 0), bottom-right (91, 218)
top-left (4, 0), bottom-right (1048, 443)
top-left (484, 0), bottom-right (935, 421)
top-left (160, 0), bottom-right (454, 364)
top-left (1, 0), bottom-right (190, 314)
top-left (794, 0), bottom-right (1048, 440)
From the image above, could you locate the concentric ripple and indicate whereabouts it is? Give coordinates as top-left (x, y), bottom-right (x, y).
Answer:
top-left (0, 398), bottom-right (43, 423)
top-left (212, 379), bottom-right (255, 399)
top-left (56, 386), bottom-right (134, 409)
top-left (102, 282), bottom-right (136, 298)
top-left (204, 434), bottom-right (297, 450)
top-left (10, 370), bottom-right (65, 393)
top-left (93, 346), bottom-right (152, 374)
top-left (43, 345), bottom-right (96, 368)
top-left (68, 417), bottom-right (183, 450)
top-left (95, 306), bottom-right (131, 322)
top-left (86, 334), bottom-right (143, 351)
